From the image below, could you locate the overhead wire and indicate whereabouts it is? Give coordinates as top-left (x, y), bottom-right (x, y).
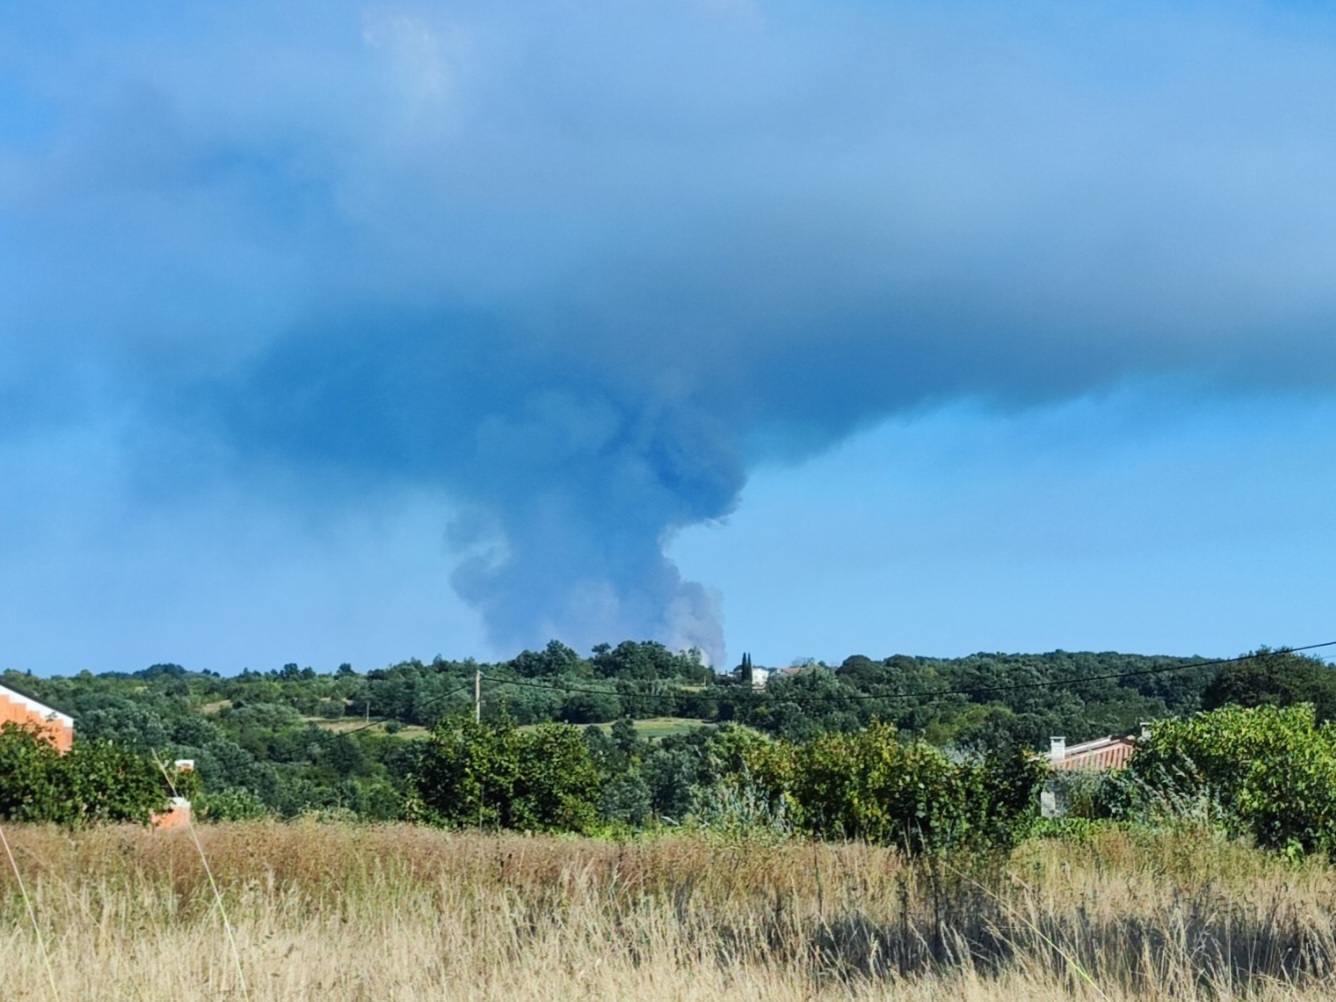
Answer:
top-left (340, 678), bottom-right (476, 735)
top-left (480, 671), bottom-right (686, 697)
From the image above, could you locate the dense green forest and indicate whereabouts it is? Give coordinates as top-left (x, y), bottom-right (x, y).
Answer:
top-left (3, 639), bottom-right (1284, 825)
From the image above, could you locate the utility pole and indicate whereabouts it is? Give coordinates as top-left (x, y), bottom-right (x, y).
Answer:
top-left (474, 668), bottom-right (482, 723)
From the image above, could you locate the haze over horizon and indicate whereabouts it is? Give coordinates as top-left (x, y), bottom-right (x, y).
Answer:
top-left (3, 1), bottom-right (1336, 675)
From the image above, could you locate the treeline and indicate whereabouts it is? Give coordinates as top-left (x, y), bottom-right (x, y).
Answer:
top-left (721, 650), bottom-right (1215, 748)
top-left (0, 641), bottom-right (1322, 826)
top-left (401, 648), bottom-right (1336, 857)
top-left (348, 646), bottom-right (1216, 744)
top-left (357, 640), bottom-right (717, 725)
top-left (0, 639), bottom-right (720, 821)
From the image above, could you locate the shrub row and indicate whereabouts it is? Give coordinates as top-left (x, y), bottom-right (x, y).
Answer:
top-left (411, 717), bottom-right (1047, 853)
top-left (1128, 703), bottom-right (1336, 858)
top-left (0, 722), bottom-right (170, 825)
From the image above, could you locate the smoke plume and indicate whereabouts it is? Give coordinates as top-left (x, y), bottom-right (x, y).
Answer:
top-left (5, 1), bottom-right (1336, 661)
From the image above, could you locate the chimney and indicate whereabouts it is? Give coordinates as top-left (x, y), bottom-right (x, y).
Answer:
top-left (1050, 736), bottom-right (1066, 763)
top-left (1138, 722), bottom-right (1151, 740)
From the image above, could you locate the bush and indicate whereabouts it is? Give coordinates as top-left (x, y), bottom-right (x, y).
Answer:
top-left (1128, 704), bottom-right (1336, 858)
top-left (0, 723), bottom-right (168, 826)
top-left (194, 788), bottom-right (272, 822)
top-left (413, 718), bottom-right (603, 834)
top-left (599, 772), bottom-right (652, 827)
top-left (690, 773), bottom-right (794, 844)
top-left (724, 722), bottom-right (1045, 855)
top-left (1044, 768), bottom-right (1131, 820)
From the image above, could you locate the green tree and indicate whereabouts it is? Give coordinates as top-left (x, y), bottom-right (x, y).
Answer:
top-left (413, 718), bottom-right (602, 834)
top-left (1129, 703), bottom-right (1336, 857)
top-left (1202, 648), bottom-right (1336, 722)
top-left (511, 724), bottom-right (602, 833)
top-left (510, 640), bottom-right (589, 678)
top-left (610, 717), bottom-right (641, 757)
top-left (739, 652), bottom-right (754, 687)
top-left (0, 723), bottom-right (64, 822)
top-left (0, 724), bottom-right (167, 826)
top-left (731, 723), bottom-right (1044, 854)
top-left (64, 739), bottom-right (171, 825)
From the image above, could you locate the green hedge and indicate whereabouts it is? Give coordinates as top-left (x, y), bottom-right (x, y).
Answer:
top-left (1129, 704), bottom-right (1336, 858)
top-left (0, 723), bottom-right (169, 826)
top-left (411, 718), bottom-right (603, 834)
top-left (738, 722), bottom-right (1046, 854)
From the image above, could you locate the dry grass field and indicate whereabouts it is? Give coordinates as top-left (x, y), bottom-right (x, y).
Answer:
top-left (3, 822), bottom-right (1336, 1001)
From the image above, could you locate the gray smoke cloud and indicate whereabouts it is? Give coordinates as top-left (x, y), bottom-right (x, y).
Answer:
top-left (4, 1), bottom-right (1336, 662)
top-left (209, 311), bottom-right (744, 657)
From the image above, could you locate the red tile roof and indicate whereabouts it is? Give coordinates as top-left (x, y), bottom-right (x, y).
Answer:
top-left (1050, 735), bottom-right (1137, 771)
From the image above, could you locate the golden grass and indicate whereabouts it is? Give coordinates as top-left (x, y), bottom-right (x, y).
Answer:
top-left (2, 823), bottom-right (1336, 1000)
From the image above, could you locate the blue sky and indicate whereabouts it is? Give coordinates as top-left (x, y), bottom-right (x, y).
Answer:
top-left (2, 1), bottom-right (1335, 673)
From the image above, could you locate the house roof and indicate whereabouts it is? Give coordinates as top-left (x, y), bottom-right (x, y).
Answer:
top-left (0, 682), bottom-right (75, 730)
top-left (1050, 735), bottom-right (1137, 771)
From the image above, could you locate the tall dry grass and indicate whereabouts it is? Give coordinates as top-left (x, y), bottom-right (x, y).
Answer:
top-left (2, 822), bottom-right (1336, 1000)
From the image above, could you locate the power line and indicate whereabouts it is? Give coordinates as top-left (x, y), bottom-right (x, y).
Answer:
top-left (340, 679), bottom-right (476, 735)
top-left (481, 663), bottom-right (701, 693)
top-left (481, 672), bottom-right (685, 698)
top-left (343, 672), bottom-right (686, 734)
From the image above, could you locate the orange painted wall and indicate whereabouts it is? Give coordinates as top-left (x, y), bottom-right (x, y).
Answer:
top-left (0, 691), bottom-right (74, 752)
top-left (151, 798), bottom-right (193, 830)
